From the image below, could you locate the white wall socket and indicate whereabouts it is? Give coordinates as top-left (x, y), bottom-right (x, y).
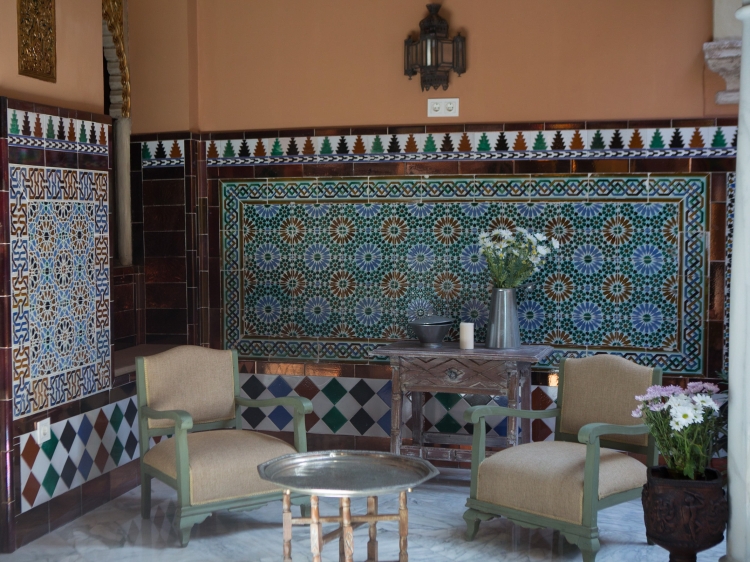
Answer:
top-left (35, 418), bottom-right (51, 444)
top-left (427, 98), bottom-right (459, 118)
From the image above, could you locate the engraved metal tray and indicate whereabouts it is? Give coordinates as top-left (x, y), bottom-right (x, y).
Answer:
top-left (257, 450), bottom-right (439, 497)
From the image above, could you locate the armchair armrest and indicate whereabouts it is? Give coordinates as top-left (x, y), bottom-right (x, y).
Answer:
top-left (577, 422), bottom-right (649, 445)
top-left (141, 405), bottom-right (194, 431)
top-left (236, 396), bottom-right (313, 415)
top-left (235, 395), bottom-right (311, 453)
top-left (464, 405), bottom-right (560, 424)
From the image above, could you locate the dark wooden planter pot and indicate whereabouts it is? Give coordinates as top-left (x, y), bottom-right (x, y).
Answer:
top-left (642, 466), bottom-right (728, 562)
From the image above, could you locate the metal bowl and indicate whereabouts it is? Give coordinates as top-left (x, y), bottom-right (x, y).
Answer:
top-left (409, 316), bottom-right (453, 347)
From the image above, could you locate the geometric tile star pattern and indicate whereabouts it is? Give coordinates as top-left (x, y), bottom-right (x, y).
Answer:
top-left (223, 175), bottom-right (708, 374)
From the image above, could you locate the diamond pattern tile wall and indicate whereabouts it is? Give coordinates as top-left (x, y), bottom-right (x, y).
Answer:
top-left (19, 397), bottom-right (138, 512)
top-left (240, 374), bottom-right (392, 437)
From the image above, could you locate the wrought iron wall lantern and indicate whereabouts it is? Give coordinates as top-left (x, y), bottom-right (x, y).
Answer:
top-left (404, 3), bottom-right (466, 91)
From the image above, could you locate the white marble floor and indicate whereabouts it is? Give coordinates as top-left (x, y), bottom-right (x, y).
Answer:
top-left (0, 469), bottom-right (726, 562)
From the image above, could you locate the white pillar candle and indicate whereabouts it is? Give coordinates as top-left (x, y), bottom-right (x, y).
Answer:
top-left (459, 322), bottom-right (474, 349)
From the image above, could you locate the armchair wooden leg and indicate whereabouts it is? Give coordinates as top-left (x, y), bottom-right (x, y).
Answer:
top-left (463, 508), bottom-right (481, 541)
top-left (177, 515), bottom-right (193, 548)
top-left (140, 472), bottom-right (152, 520)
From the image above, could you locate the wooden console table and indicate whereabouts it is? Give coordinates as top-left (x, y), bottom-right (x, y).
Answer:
top-left (376, 342), bottom-right (554, 462)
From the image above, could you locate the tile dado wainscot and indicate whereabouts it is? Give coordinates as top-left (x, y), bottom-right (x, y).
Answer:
top-left (222, 175), bottom-right (710, 375)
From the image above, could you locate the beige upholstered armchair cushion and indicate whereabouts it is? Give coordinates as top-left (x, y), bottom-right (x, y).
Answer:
top-left (477, 441), bottom-right (647, 524)
top-left (559, 355), bottom-right (653, 447)
top-left (142, 346), bottom-right (235, 429)
top-left (142, 430), bottom-right (296, 505)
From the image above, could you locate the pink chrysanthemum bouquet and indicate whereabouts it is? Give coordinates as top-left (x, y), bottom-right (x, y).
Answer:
top-left (632, 382), bottom-right (721, 479)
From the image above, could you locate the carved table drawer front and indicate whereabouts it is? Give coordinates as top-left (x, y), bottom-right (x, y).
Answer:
top-left (399, 356), bottom-right (511, 392)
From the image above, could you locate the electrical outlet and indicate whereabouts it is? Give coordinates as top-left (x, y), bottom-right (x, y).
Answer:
top-left (35, 418), bottom-right (51, 444)
top-left (427, 98), bottom-right (459, 118)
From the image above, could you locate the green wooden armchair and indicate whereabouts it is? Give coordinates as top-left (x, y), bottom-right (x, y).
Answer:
top-left (463, 354), bottom-right (662, 561)
top-left (136, 345), bottom-right (312, 547)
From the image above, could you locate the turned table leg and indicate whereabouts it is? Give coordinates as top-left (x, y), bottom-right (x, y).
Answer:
top-left (310, 495), bottom-right (322, 562)
top-left (283, 490), bottom-right (292, 562)
top-left (367, 496), bottom-right (378, 562)
top-left (507, 367), bottom-right (520, 446)
top-left (399, 491), bottom-right (408, 562)
top-left (340, 497), bottom-right (354, 562)
top-left (390, 363), bottom-right (402, 454)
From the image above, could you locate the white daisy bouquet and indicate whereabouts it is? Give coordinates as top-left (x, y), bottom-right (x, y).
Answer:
top-left (478, 228), bottom-right (559, 288)
top-left (632, 382), bottom-right (721, 479)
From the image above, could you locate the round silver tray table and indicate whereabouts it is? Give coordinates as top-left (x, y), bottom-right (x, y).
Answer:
top-left (258, 450), bottom-right (438, 562)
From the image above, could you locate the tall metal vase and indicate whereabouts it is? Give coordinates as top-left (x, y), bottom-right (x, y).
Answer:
top-left (485, 288), bottom-right (521, 349)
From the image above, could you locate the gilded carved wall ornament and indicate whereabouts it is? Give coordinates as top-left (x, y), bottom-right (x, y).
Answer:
top-left (102, 0), bottom-right (130, 118)
top-left (17, 0), bottom-right (57, 82)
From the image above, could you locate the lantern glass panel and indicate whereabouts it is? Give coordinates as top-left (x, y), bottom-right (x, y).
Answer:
top-left (438, 39), bottom-right (454, 71)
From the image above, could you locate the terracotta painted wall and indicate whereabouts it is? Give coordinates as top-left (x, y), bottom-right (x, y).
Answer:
top-left (0, 0), bottom-right (103, 113)
top-left (128, 0), bottom-right (196, 134)
top-left (128, 0), bottom-right (736, 134)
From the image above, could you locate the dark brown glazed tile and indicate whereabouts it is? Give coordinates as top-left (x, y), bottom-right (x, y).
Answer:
top-left (156, 131), bottom-right (192, 141)
top-left (0, 350), bottom-right (11, 400)
top-left (626, 119), bottom-right (672, 129)
top-left (77, 154), bottom-right (108, 171)
top-left (250, 164), bottom-right (302, 178)
top-left (109, 382), bottom-right (137, 403)
top-left (145, 257), bottom-right (187, 283)
top-left (354, 364), bottom-right (393, 380)
top-left (354, 435), bottom-right (390, 452)
top-left (545, 122), bottom-right (586, 130)
top-left (143, 205), bottom-right (186, 232)
top-left (629, 159), bottom-right (690, 173)
top-left (303, 163), bottom-right (354, 177)
top-left (111, 283), bottom-right (135, 312)
top-left (709, 262), bottom-right (726, 322)
top-left (352, 163), bottom-right (406, 176)
top-left (313, 128), bottom-right (351, 136)
top-left (142, 178), bottom-right (185, 206)
top-left (424, 124), bottom-right (464, 133)
top-left (672, 118), bottom-right (716, 127)
top-left (209, 308), bottom-right (222, 349)
top-left (79, 391), bottom-right (108, 415)
top-left (388, 126), bottom-right (425, 134)
top-left (350, 127), bottom-right (388, 136)
top-left (304, 363), bottom-right (355, 378)
top-left (0, 500), bottom-right (14, 553)
top-left (689, 158), bottom-right (735, 173)
top-left (307, 433), bottom-right (356, 451)
top-left (571, 159), bottom-right (629, 173)
top-left (8, 147), bottom-right (44, 166)
top-left (81, 472), bottom-right (110, 515)
top-left (48, 487), bottom-right (81, 532)
top-left (14, 502), bottom-right (48, 548)
top-left (145, 334), bottom-right (188, 345)
top-left (711, 173), bottom-right (727, 202)
top-left (256, 362), bottom-right (305, 376)
top-left (458, 161), bottom-right (513, 175)
top-left (216, 166), bottom-right (257, 179)
top-left (146, 309), bottom-right (188, 335)
top-left (464, 124), bottom-right (504, 132)
top-left (112, 311), bottom-right (136, 340)
top-left (710, 203), bottom-right (727, 261)
top-left (405, 161), bottom-right (459, 175)
top-left (514, 160), bottom-right (571, 174)
top-left (706, 321), bottom-right (725, 376)
top-left (110, 459), bottom-right (140, 499)
top-left (277, 128), bottom-right (315, 138)
top-left (129, 143), bottom-right (143, 171)
top-left (6, 99), bottom-right (35, 112)
top-left (112, 336), bottom-right (137, 352)
top-left (209, 259), bottom-right (220, 308)
top-left (144, 232), bottom-right (185, 257)
top-left (145, 283), bottom-right (187, 309)
top-left (717, 117), bottom-right (738, 127)
top-left (584, 120), bottom-right (628, 130)
top-left (44, 150), bottom-right (77, 169)
top-left (504, 122), bottom-right (544, 131)
top-left (142, 166), bottom-right (184, 181)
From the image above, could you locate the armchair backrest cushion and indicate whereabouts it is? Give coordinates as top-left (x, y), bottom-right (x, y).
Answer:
top-left (559, 354), bottom-right (654, 447)
top-left (142, 346), bottom-right (235, 429)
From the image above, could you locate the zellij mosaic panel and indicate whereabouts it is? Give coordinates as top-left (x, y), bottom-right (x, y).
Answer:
top-left (222, 176), bottom-right (707, 374)
top-left (10, 165), bottom-right (111, 418)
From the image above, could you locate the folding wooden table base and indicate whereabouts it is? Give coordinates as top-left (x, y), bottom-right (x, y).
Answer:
top-left (282, 490), bottom-right (409, 562)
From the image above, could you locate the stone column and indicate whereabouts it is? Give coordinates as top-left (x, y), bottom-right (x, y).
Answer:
top-left (114, 117), bottom-right (132, 265)
top-left (725, 5), bottom-right (750, 561)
